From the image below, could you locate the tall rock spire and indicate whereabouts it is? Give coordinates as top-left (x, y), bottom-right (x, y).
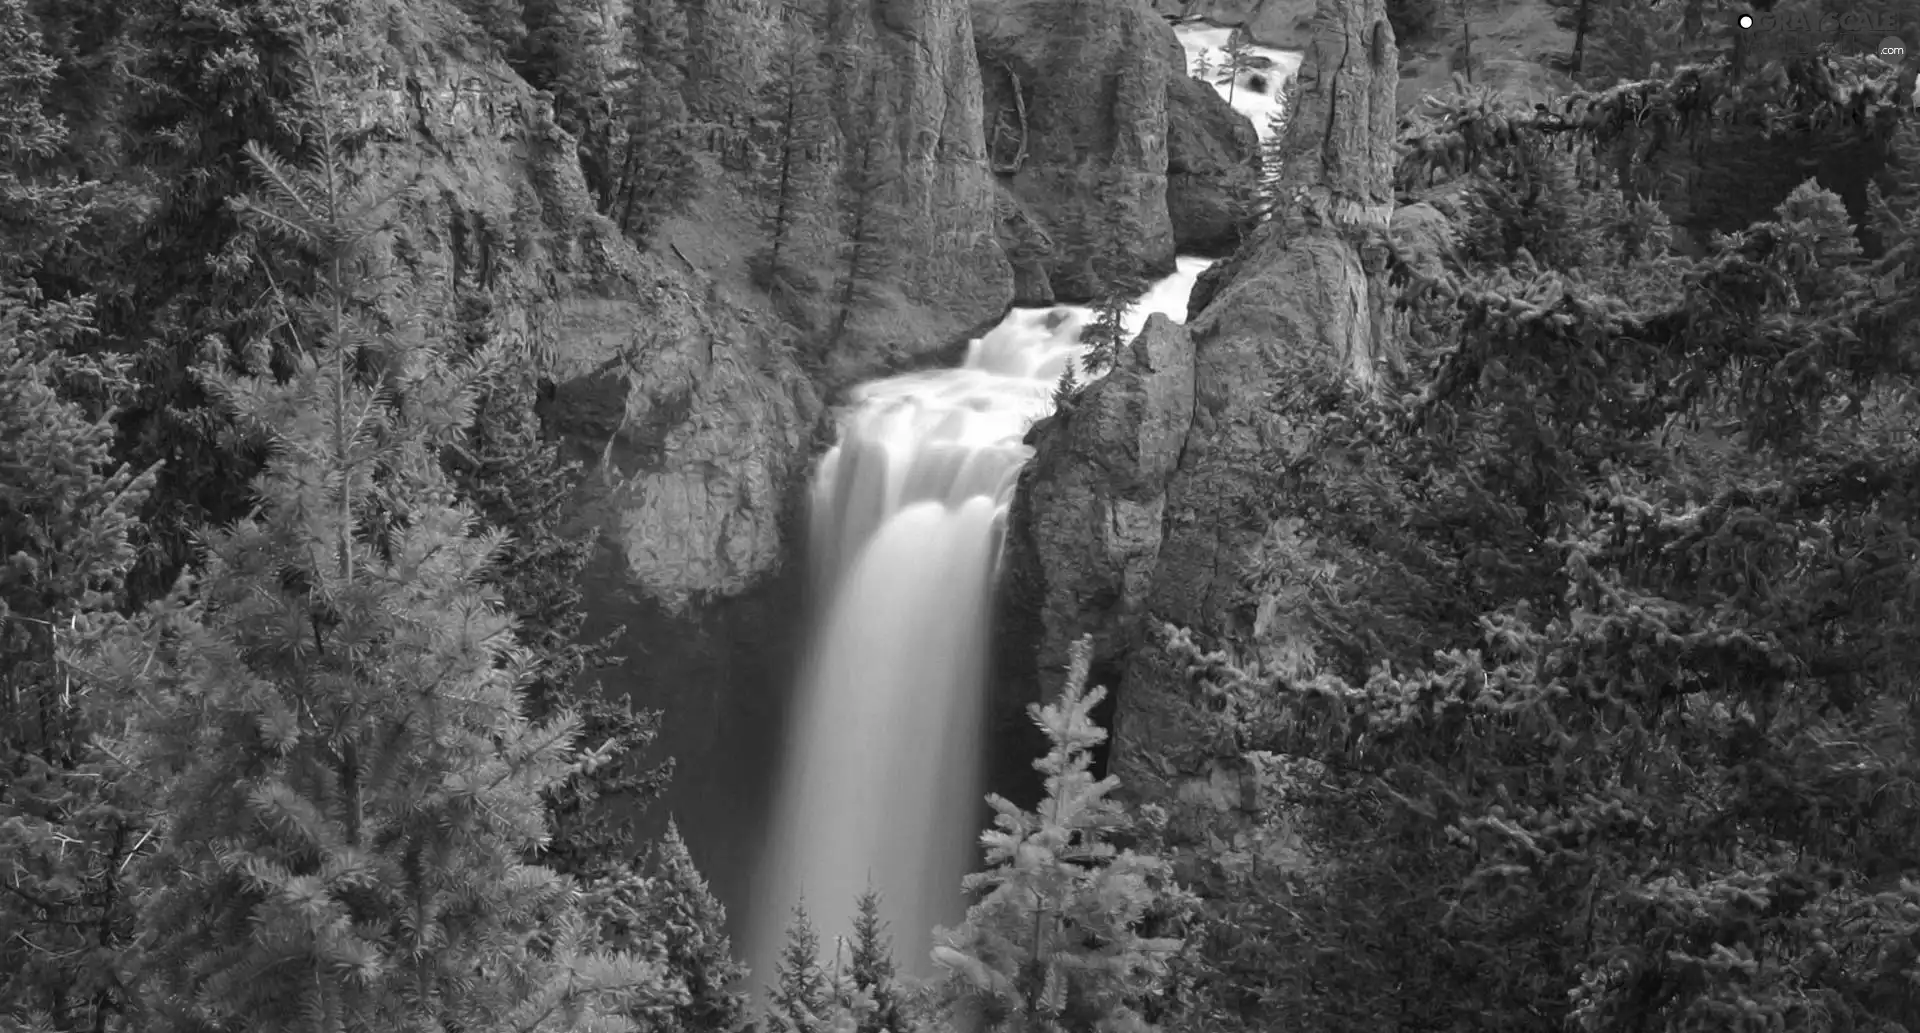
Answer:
top-left (991, 0), bottom-right (1406, 866)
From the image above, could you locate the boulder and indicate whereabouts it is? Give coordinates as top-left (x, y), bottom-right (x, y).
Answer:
top-left (973, 0), bottom-right (1179, 301)
top-left (1165, 74), bottom-right (1261, 256)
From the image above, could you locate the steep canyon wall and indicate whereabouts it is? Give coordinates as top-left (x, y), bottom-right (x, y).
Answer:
top-left (1000, 0), bottom-right (1406, 854)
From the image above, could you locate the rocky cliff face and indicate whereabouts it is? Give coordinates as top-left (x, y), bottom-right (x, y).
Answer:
top-left (359, 3), bottom-right (825, 617)
top-left (998, 315), bottom-right (1196, 704)
top-left (1001, 0), bottom-right (1402, 845)
top-left (972, 0), bottom-right (1262, 301)
top-left (818, 0), bottom-right (1017, 366)
top-left (973, 0), bottom-right (1179, 301)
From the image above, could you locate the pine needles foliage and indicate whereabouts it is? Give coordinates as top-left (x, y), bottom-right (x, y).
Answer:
top-left (69, 32), bottom-right (671, 1033)
top-left (766, 902), bottom-right (838, 1033)
top-left (933, 636), bottom-right (1184, 1033)
top-left (1149, 77), bottom-right (1920, 1032)
top-left (584, 820), bottom-right (748, 1033)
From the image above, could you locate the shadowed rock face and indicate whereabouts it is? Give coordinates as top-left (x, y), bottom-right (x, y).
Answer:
top-left (1166, 74), bottom-right (1262, 256)
top-left (973, 0), bottom-right (1180, 301)
top-left (1000, 0), bottom-right (1402, 852)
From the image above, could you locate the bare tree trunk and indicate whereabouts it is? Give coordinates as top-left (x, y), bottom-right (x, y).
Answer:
top-left (1570, 0), bottom-right (1590, 77)
top-left (1459, 0), bottom-right (1474, 82)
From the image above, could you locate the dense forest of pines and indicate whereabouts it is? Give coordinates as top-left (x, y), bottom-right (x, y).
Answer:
top-left (3, 0), bottom-right (1919, 1028)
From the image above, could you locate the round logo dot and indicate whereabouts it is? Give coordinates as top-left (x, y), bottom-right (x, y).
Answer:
top-left (1879, 36), bottom-right (1907, 59)
top-left (1738, 14), bottom-right (1754, 29)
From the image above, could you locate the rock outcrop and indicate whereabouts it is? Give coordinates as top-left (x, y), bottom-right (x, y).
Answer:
top-left (1003, 0), bottom-right (1402, 849)
top-left (361, 1), bottom-right (824, 617)
top-left (973, 0), bottom-right (1179, 301)
top-left (1000, 315), bottom-right (1197, 697)
top-left (1165, 74), bottom-right (1262, 256)
top-left (822, 0), bottom-right (1017, 364)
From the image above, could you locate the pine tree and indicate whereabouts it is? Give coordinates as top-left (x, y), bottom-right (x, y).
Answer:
top-left (0, 10), bottom-right (153, 1025)
top-left (1191, 49), bottom-right (1212, 82)
top-left (827, 69), bottom-right (903, 350)
top-left (1213, 28), bottom-right (1253, 105)
top-left (79, 36), bottom-right (669, 1032)
top-left (604, 0), bottom-right (699, 241)
top-left (443, 353), bottom-right (673, 877)
top-left (678, 0), bottom-right (773, 167)
top-left (753, 10), bottom-right (835, 294)
top-left (847, 887), bottom-right (910, 1033)
top-left (1080, 180), bottom-right (1149, 377)
top-left (1051, 361), bottom-right (1080, 412)
top-left (1455, 0), bottom-right (1474, 81)
top-left (767, 903), bottom-right (835, 1033)
top-left (1256, 96), bottom-right (1295, 215)
top-left (0, 287), bottom-right (155, 1033)
top-left (0, 0), bottom-right (89, 278)
top-left (647, 822), bottom-right (750, 1033)
top-left (932, 636), bottom-right (1184, 1033)
top-left (1149, 108), bottom-right (1920, 1030)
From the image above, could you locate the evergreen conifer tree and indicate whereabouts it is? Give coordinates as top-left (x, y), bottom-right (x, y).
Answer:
top-left (847, 887), bottom-right (910, 1033)
top-left (1213, 29), bottom-right (1253, 105)
top-left (1256, 85), bottom-right (1297, 215)
top-left (767, 902), bottom-right (835, 1033)
top-left (646, 821), bottom-right (750, 1033)
top-left (604, 0), bottom-right (698, 241)
top-left (0, 288), bottom-right (156, 1033)
top-left (443, 357), bottom-right (673, 877)
top-left (1051, 362), bottom-right (1080, 412)
top-left (827, 71), bottom-right (903, 350)
top-left (0, 10), bottom-right (154, 1025)
top-left (80, 37), bottom-right (668, 1033)
top-left (677, 0), bottom-right (773, 165)
top-left (753, 10), bottom-right (835, 294)
top-left (933, 636), bottom-right (1183, 1033)
top-left (1079, 181), bottom-right (1149, 377)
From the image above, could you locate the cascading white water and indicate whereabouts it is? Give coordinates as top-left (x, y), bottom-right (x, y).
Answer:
top-left (742, 22), bottom-right (1304, 983)
top-left (747, 258), bottom-right (1216, 982)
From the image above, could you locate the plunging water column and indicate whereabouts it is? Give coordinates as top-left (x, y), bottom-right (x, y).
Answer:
top-left (741, 19), bottom-right (1302, 981)
top-left (746, 259), bottom-right (1215, 979)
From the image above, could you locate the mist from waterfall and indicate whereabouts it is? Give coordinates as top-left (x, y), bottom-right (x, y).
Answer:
top-left (745, 257), bottom-right (1214, 984)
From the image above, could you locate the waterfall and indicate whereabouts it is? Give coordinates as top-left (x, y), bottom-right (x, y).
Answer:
top-left (746, 257), bottom-right (1215, 984)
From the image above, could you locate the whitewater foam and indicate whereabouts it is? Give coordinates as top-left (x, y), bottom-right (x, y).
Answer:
top-left (747, 256), bottom-right (1213, 982)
